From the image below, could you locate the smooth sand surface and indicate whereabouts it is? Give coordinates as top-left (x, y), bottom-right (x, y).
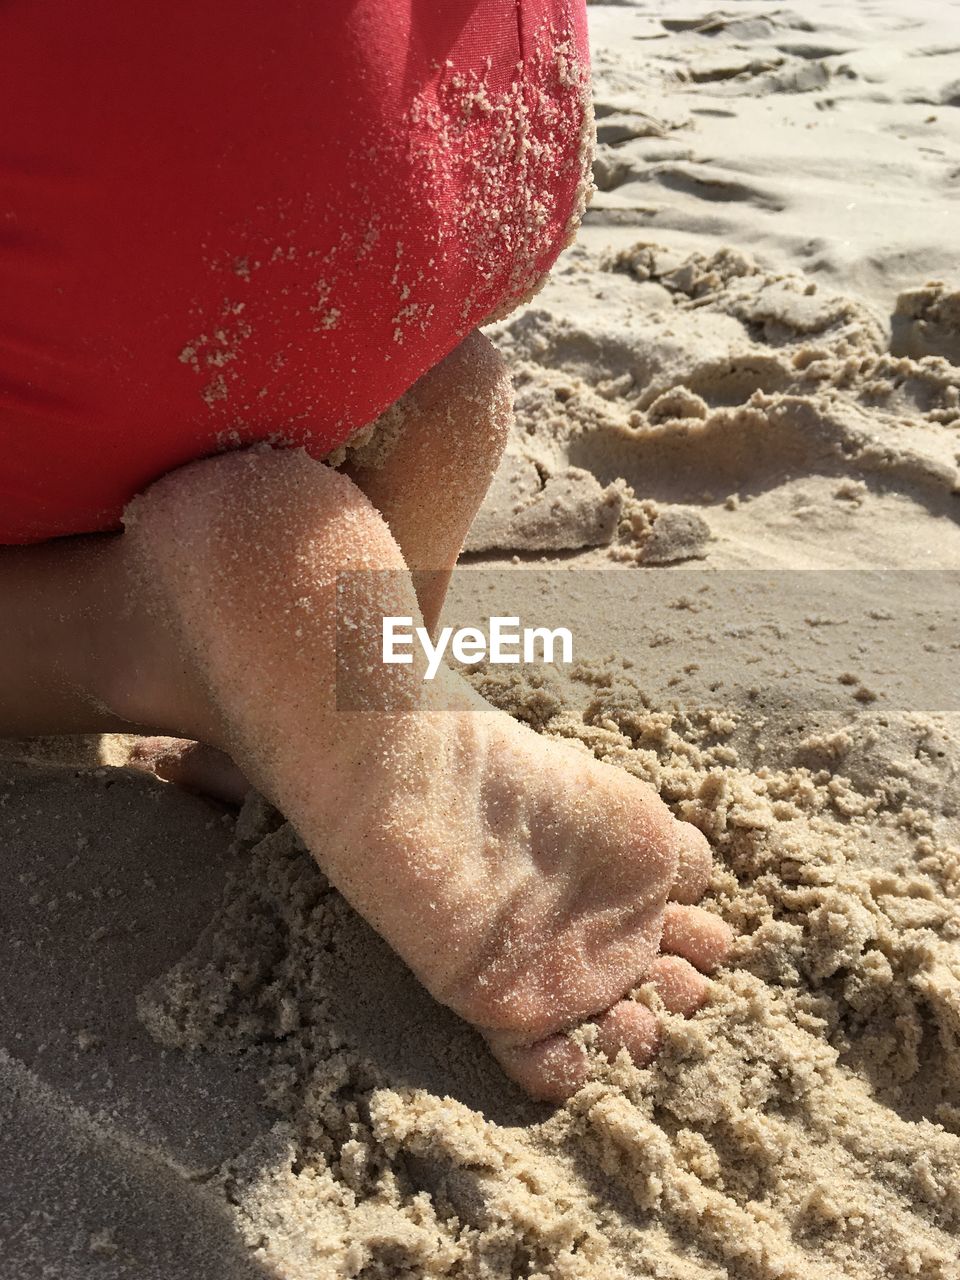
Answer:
top-left (3, 2), bottom-right (960, 1276)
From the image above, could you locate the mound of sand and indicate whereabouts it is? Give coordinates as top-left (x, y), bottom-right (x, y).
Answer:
top-left (132, 667), bottom-right (960, 1277)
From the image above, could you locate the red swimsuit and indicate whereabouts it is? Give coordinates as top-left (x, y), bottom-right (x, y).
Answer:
top-left (0, 0), bottom-right (589, 544)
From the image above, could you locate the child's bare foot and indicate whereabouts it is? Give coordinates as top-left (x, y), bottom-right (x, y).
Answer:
top-left (124, 657), bottom-right (727, 1101)
top-left (118, 445), bottom-right (732, 1103)
top-left (129, 714), bottom-right (727, 1102)
top-left (340, 706), bottom-right (729, 1102)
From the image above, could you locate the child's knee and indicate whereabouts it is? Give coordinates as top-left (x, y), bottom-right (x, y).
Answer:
top-left (440, 330), bottom-right (513, 449)
top-left (402, 330), bottom-right (512, 463)
top-left (124, 445), bottom-right (404, 577)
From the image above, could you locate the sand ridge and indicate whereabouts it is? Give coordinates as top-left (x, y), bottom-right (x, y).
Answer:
top-left (469, 239), bottom-right (959, 567)
top-left (583, 0), bottom-right (960, 311)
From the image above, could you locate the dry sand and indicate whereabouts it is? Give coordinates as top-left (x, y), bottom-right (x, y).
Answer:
top-left (3, 1), bottom-right (960, 1276)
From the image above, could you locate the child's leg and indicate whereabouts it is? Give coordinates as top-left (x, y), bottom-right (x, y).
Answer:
top-left (0, 534), bottom-right (161, 739)
top-left (344, 330), bottom-right (512, 633)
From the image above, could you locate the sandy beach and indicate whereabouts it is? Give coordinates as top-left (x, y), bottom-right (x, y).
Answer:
top-left (2, 1), bottom-right (960, 1276)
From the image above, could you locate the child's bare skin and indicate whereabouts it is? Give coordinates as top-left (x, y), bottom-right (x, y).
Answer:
top-left (0, 333), bottom-right (731, 1102)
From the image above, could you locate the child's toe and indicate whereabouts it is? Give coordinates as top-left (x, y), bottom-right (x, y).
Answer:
top-left (489, 997), bottom-right (664, 1104)
top-left (594, 999), bottom-right (661, 1067)
top-left (642, 954), bottom-right (710, 1015)
top-left (660, 903), bottom-right (733, 973)
top-left (487, 1032), bottom-right (590, 1105)
top-left (668, 823), bottom-right (713, 904)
